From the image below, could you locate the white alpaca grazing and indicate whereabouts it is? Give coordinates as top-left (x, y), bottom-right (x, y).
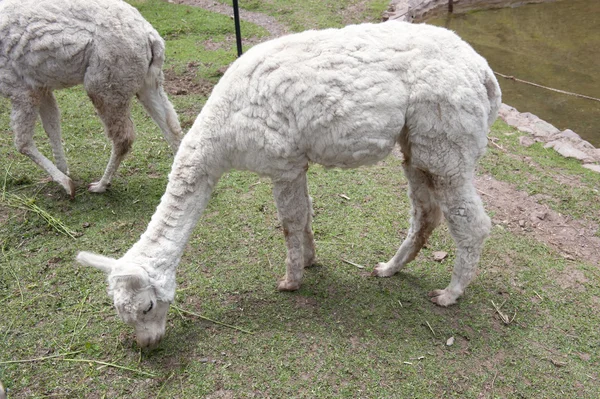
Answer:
top-left (77, 21), bottom-right (501, 348)
top-left (0, 0), bottom-right (182, 198)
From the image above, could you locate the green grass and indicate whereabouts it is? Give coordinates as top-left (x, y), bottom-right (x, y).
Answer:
top-left (216, 0), bottom-right (390, 31)
top-left (481, 121), bottom-right (600, 224)
top-left (1, 1), bottom-right (599, 398)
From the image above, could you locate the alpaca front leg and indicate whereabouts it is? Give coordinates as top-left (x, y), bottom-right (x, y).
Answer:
top-left (272, 172), bottom-right (312, 291)
top-left (429, 185), bottom-right (491, 306)
top-left (39, 91), bottom-right (69, 175)
top-left (11, 97), bottom-right (75, 197)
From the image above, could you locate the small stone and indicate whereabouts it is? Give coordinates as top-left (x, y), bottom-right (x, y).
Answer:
top-left (531, 211), bottom-right (547, 221)
top-left (199, 358), bottom-right (209, 363)
top-left (518, 220), bottom-right (526, 227)
top-left (446, 336), bottom-right (455, 346)
top-left (519, 135), bottom-right (536, 147)
top-left (433, 251), bottom-right (448, 262)
top-left (82, 222), bottom-right (91, 228)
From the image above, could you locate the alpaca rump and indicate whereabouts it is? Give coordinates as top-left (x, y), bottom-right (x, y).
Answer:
top-left (77, 21), bottom-right (501, 348)
top-left (0, 0), bottom-right (183, 198)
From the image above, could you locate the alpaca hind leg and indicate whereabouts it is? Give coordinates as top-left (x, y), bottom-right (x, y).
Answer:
top-left (372, 166), bottom-right (442, 277)
top-left (302, 195), bottom-right (316, 268)
top-left (39, 91), bottom-right (68, 175)
top-left (136, 76), bottom-right (182, 153)
top-left (87, 95), bottom-right (135, 193)
top-left (428, 182), bottom-right (491, 306)
top-left (11, 95), bottom-right (75, 197)
top-left (273, 171), bottom-right (312, 291)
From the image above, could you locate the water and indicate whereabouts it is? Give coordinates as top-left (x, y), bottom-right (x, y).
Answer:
top-left (429, 0), bottom-right (600, 147)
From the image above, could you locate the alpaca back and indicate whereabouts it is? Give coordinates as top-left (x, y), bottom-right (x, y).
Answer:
top-left (187, 21), bottom-right (500, 176)
top-left (0, 0), bottom-right (163, 94)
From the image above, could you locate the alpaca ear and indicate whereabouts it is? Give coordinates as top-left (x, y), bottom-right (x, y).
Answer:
top-left (76, 251), bottom-right (118, 274)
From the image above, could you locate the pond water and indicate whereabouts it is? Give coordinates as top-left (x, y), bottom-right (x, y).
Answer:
top-left (429, 0), bottom-right (600, 147)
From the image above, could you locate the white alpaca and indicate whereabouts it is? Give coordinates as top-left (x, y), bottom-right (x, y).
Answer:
top-left (0, 0), bottom-right (182, 197)
top-left (77, 21), bottom-right (501, 348)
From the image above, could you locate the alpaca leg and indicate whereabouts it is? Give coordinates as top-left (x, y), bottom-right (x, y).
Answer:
top-left (372, 165), bottom-right (442, 277)
top-left (11, 95), bottom-right (75, 197)
top-left (273, 171), bottom-right (312, 291)
top-left (302, 195), bottom-right (316, 268)
top-left (87, 95), bottom-right (135, 193)
top-left (136, 77), bottom-right (182, 154)
top-left (428, 181), bottom-right (491, 306)
top-left (39, 91), bottom-right (68, 175)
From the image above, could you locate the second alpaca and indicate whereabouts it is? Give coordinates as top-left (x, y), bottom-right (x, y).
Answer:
top-left (0, 0), bottom-right (182, 197)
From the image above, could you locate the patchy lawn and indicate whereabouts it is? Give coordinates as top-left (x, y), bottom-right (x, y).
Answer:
top-left (1, 1), bottom-right (599, 398)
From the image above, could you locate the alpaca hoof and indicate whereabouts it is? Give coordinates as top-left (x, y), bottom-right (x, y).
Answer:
top-left (68, 179), bottom-right (76, 199)
top-left (56, 177), bottom-right (76, 199)
top-left (88, 181), bottom-right (109, 193)
top-left (371, 262), bottom-right (397, 277)
top-left (277, 279), bottom-right (300, 291)
top-left (428, 289), bottom-right (459, 307)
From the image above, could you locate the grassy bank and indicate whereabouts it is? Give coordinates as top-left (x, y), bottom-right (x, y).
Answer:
top-left (1, 1), bottom-right (599, 397)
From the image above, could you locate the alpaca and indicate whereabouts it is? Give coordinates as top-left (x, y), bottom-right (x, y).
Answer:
top-left (0, 0), bottom-right (182, 198)
top-left (77, 21), bottom-right (501, 348)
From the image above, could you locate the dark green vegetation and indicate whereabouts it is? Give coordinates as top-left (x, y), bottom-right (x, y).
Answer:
top-left (1, 0), bottom-right (599, 397)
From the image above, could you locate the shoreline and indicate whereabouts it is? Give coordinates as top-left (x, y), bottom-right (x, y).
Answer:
top-left (384, 0), bottom-right (600, 172)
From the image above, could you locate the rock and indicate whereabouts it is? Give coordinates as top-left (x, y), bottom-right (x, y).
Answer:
top-left (583, 164), bottom-right (600, 173)
top-left (545, 141), bottom-right (594, 162)
top-left (446, 336), bottom-right (455, 346)
top-left (498, 104), bottom-right (518, 118)
top-left (518, 220), bottom-right (526, 227)
top-left (532, 120), bottom-right (561, 138)
top-left (517, 126), bottom-right (534, 135)
top-left (520, 112), bottom-right (539, 121)
top-left (558, 129), bottom-right (582, 141)
top-left (433, 251), bottom-right (448, 262)
top-left (503, 115), bottom-right (522, 127)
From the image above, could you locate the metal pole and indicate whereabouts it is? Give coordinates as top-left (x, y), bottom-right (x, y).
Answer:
top-left (232, 0), bottom-right (243, 57)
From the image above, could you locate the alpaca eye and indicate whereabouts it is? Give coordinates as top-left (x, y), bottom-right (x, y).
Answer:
top-left (143, 300), bottom-right (154, 315)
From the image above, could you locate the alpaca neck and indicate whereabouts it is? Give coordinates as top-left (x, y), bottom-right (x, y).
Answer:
top-left (122, 100), bottom-right (231, 304)
top-left (125, 142), bottom-right (225, 277)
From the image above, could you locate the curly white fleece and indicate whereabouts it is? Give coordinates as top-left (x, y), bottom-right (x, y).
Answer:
top-left (78, 21), bottom-right (501, 348)
top-left (0, 0), bottom-right (182, 197)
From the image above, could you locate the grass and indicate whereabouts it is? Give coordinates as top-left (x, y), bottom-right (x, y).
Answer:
top-left (215, 0), bottom-right (390, 31)
top-left (1, 0), bottom-right (599, 398)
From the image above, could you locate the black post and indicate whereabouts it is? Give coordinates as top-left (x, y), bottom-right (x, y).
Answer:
top-left (233, 0), bottom-right (243, 57)
top-left (448, 0), bottom-right (454, 13)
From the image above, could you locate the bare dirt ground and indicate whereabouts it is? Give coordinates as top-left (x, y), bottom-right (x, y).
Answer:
top-left (168, 0), bottom-right (600, 268)
top-left (168, 0), bottom-right (289, 38)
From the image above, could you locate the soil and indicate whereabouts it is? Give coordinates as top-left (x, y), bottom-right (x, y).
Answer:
top-left (167, 0), bottom-right (600, 268)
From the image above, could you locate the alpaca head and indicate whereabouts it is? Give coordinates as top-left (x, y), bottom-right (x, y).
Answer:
top-left (76, 252), bottom-right (171, 349)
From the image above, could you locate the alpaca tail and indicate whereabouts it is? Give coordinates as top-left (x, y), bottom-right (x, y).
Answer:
top-left (137, 32), bottom-right (183, 153)
top-left (484, 68), bottom-right (502, 128)
top-left (147, 32), bottom-right (166, 83)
